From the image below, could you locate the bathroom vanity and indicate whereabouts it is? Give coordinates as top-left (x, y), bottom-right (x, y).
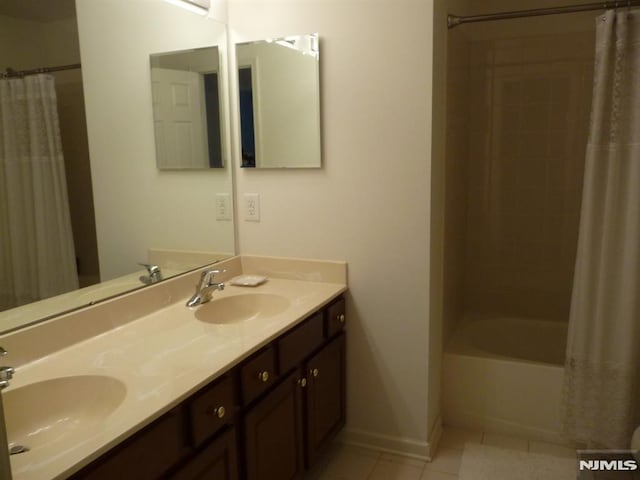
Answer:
top-left (0, 256), bottom-right (347, 480)
top-left (71, 297), bottom-right (345, 480)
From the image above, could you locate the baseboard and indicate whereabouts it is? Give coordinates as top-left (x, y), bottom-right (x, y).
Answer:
top-left (427, 416), bottom-right (443, 459)
top-left (338, 426), bottom-right (437, 461)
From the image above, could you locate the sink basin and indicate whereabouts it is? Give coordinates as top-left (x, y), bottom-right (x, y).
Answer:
top-left (195, 293), bottom-right (290, 324)
top-left (3, 375), bottom-right (126, 450)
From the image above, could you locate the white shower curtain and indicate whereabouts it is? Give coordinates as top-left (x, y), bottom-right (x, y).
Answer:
top-left (562, 9), bottom-right (640, 449)
top-left (0, 74), bottom-right (78, 309)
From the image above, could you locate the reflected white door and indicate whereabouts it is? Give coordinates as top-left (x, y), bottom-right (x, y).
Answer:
top-left (151, 68), bottom-right (208, 168)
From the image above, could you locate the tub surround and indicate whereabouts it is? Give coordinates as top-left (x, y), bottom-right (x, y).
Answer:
top-left (447, 314), bottom-right (568, 366)
top-left (0, 255), bottom-right (347, 480)
top-left (443, 315), bottom-right (567, 445)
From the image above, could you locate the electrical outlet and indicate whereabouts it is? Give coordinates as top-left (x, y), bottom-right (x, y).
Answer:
top-left (215, 193), bottom-right (231, 221)
top-left (244, 193), bottom-right (260, 222)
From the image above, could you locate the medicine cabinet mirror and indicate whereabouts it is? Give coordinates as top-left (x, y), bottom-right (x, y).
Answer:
top-left (236, 33), bottom-right (321, 168)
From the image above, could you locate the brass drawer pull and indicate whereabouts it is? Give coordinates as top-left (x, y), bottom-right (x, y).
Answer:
top-left (258, 371), bottom-right (270, 383)
top-left (310, 368), bottom-right (319, 378)
top-left (298, 378), bottom-right (307, 388)
top-left (338, 313), bottom-right (345, 324)
top-left (206, 405), bottom-right (226, 419)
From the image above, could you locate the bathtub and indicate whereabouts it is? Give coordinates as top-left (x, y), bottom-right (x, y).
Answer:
top-left (443, 315), bottom-right (569, 443)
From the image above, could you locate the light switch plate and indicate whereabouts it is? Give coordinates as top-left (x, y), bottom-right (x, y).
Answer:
top-left (215, 193), bottom-right (231, 221)
top-left (244, 193), bottom-right (260, 222)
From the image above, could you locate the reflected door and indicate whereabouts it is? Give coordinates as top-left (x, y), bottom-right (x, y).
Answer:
top-left (151, 68), bottom-right (208, 168)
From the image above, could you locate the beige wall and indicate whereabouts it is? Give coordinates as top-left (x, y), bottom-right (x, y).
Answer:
top-left (77, 0), bottom-right (234, 281)
top-left (229, 0), bottom-right (438, 457)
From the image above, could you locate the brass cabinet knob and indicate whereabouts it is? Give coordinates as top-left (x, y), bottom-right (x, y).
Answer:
top-left (206, 405), bottom-right (226, 419)
top-left (338, 313), bottom-right (345, 323)
top-left (298, 378), bottom-right (307, 388)
top-left (310, 368), bottom-right (319, 378)
top-left (258, 371), bottom-right (270, 382)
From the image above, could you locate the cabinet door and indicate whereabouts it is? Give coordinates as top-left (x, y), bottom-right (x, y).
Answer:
top-left (170, 428), bottom-right (238, 480)
top-left (305, 333), bottom-right (346, 467)
top-left (243, 370), bottom-right (305, 480)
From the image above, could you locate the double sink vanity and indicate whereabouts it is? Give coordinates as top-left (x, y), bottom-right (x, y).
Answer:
top-left (1, 2), bottom-right (334, 478)
top-left (0, 256), bottom-right (347, 480)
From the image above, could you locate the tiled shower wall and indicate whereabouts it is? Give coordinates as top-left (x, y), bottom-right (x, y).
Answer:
top-left (445, 28), bottom-right (596, 328)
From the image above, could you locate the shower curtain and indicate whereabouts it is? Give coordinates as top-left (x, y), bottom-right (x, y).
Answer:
top-left (562, 9), bottom-right (640, 449)
top-left (0, 74), bottom-right (78, 309)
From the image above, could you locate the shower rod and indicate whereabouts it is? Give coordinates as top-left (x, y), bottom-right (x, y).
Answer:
top-left (448, 0), bottom-right (640, 28)
top-left (1, 63), bottom-right (81, 79)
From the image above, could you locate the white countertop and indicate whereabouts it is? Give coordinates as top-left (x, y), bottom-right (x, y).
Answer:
top-left (4, 257), bottom-right (347, 480)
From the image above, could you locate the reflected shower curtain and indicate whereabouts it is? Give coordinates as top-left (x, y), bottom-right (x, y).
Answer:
top-left (0, 74), bottom-right (78, 309)
top-left (562, 10), bottom-right (640, 448)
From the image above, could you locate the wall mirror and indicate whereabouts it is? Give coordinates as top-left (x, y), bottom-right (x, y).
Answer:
top-left (236, 34), bottom-right (322, 168)
top-left (0, 0), bottom-right (234, 334)
top-left (150, 46), bottom-right (226, 169)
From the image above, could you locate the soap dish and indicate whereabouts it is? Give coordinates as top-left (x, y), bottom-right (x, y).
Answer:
top-left (230, 274), bottom-right (268, 287)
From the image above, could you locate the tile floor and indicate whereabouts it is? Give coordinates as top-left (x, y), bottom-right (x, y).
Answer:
top-left (305, 427), bottom-right (576, 480)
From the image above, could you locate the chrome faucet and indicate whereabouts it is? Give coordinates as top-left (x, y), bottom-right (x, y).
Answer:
top-left (186, 269), bottom-right (225, 307)
top-left (0, 347), bottom-right (12, 390)
top-left (139, 263), bottom-right (163, 285)
top-left (0, 367), bottom-right (14, 390)
top-left (0, 347), bottom-right (12, 479)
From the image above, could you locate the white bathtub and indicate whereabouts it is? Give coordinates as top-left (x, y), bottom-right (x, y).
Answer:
top-left (443, 316), bottom-right (569, 443)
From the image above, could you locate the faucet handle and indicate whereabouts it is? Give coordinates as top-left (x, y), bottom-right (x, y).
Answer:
top-left (0, 347), bottom-right (6, 356)
top-left (202, 268), bottom-right (226, 285)
top-left (0, 367), bottom-right (14, 381)
top-left (205, 268), bottom-right (225, 275)
top-left (139, 263), bottom-right (161, 275)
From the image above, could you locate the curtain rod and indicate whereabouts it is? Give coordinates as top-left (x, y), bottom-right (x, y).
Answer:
top-left (1, 63), bottom-right (81, 79)
top-left (448, 0), bottom-right (640, 28)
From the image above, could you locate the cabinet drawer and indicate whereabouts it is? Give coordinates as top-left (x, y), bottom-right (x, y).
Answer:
top-left (241, 346), bottom-right (277, 405)
top-left (278, 312), bottom-right (324, 374)
top-left (190, 375), bottom-right (235, 448)
top-left (72, 408), bottom-right (187, 480)
top-left (325, 297), bottom-right (346, 338)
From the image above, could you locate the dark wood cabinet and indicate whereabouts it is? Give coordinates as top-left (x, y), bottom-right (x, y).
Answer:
top-left (325, 297), bottom-right (346, 338)
top-left (70, 408), bottom-right (189, 480)
top-left (241, 296), bottom-right (348, 477)
top-left (240, 345), bottom-right (278, 405)
top-left (243, 370), bottom-right (305, 480)
top-left (189, 375), bottom-right (235, 448)
top-left (69, 295), bottom-right (346, 480)
top-left (305, 333), bottom-right (346, 466)
top-left (278, 311), bottom-right (324, 374)
top-left (172, 428), bottom-right (238, 480)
